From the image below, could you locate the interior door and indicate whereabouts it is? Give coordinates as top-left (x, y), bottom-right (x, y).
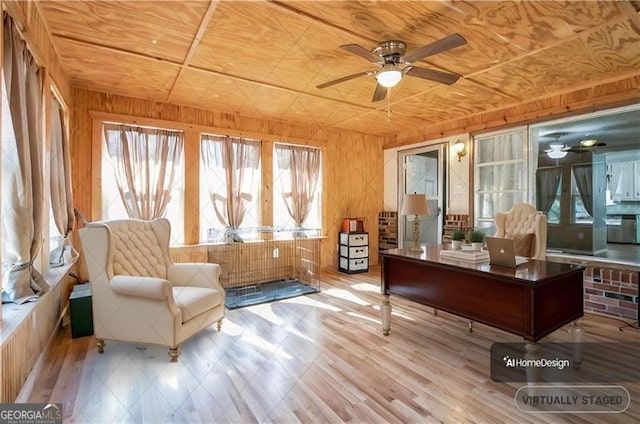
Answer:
top-left (399, 144), bottom-right (445, 247)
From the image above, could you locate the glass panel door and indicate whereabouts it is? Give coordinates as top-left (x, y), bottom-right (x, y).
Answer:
top-left (399, 144), bottom-right (444, 248)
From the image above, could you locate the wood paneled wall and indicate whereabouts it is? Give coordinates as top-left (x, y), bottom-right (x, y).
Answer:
top-left (0, 271), bottom-right (73, 402)
top-left (386, 75), bottom-right (640, 148)
top-left (71, 89), bottom-right (384, 270)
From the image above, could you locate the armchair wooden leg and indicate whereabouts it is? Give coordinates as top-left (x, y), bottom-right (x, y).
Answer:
top-left (96, 339), bottom-right (105, 354)
top-left (216, 319), bottom-right (223, 331)
top-left (168, 346), bottom-right (181, 362)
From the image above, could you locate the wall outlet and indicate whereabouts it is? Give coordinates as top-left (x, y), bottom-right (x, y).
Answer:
top-left (273, 248), bottom-right (279, 259)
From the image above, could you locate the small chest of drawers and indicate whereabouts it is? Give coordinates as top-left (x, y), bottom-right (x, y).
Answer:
top-left (338, 232), bottom-right (369, 274)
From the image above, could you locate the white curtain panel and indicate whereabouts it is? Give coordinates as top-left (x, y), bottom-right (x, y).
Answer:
top-left (103, 123), bottom-right (184, 220)
top-left (2, 13), bottom-right (48, 304)
top-left (200, 135), bottom-right (261, 229)
top-left (275, 144), bottom-right (321, 226)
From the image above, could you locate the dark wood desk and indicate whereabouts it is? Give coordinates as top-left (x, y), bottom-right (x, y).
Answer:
top-left (380, 245), bottom-right (585, 342)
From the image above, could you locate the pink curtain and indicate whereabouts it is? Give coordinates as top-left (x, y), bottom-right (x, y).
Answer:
top-left (2, 13), bottom-right (48, 303)
top-left (201, 135), bottom-right (260, 229)
top-left (275, 144), bottom-right (321, 226)
top-left (103, 123), bottom-right (183, 220)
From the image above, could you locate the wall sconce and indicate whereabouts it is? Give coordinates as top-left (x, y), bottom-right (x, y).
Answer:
top-left (453, 140), bottom-right (467, 162)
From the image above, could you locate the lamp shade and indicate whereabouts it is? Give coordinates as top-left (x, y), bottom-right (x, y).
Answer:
top-left (400, 194), bottom-right (430, 216)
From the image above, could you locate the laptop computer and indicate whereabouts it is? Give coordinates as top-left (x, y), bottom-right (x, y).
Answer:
top-left (485, 236), bottom-right (528, 268)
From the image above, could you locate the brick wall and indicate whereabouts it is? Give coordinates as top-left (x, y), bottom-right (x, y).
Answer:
top-left (378, 212), bottom-right (398, 250)
top-left (583, 266), bottom-right (639, 320)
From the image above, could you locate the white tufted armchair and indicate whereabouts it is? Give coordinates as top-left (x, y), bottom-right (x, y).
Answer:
top-left (79, 218), bottom-right (225, 362)
top-left (494, 203), bottom-right (547, 260)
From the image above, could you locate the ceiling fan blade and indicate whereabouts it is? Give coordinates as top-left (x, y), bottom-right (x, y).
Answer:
top-left (403, 33), bottom-right (467, 63)
top-left (316, 71), bottom-right (372, 89)
top-left (372, 83), bottom-right (387, 102)
top-left (340, 44), bottom-right (381, 63)
top-left (405, 66), bottom-right (461, 85)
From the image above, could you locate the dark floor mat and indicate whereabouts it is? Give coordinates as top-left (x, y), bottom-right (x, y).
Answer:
top-left (224, 278), bottom-right (319, 309)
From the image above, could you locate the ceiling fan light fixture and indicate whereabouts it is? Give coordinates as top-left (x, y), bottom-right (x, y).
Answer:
top-left (546, 143), bottom-right (568, 159)
top-left (376, 64), bottom-right (402, 88)
top-left (546, 149), bottom-right (568, 159)
top-left (579, 139), bottom-right (597, 147)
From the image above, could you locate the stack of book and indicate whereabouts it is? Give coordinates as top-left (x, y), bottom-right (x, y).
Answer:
top-left (440, 247), bottom-right (489, 264)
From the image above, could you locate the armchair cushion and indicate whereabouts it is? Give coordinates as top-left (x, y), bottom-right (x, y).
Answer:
top-left (173, 286), bottom-right (223, 323)
top-left (508, 232), bottom-right (535, 258)
top-left (108, 220), bottom-right (167, 278)
top-left (168, 263), bottom-right (223, 289)
top-left (111, 275), bottom-right (171, 300)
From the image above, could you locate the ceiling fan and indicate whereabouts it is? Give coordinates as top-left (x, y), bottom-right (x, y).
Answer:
top-left (316, 33), bottom-right (467, 102)
top-left (544, 133), bottom-right (607, 158)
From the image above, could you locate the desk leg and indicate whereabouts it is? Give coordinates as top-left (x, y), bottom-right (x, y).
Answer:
top-left (525, 342), bottom-right (541, 385)
top-left (381, 294), bottom-right (391, 336)
top-left (568, 319), bottom-right (584, 369)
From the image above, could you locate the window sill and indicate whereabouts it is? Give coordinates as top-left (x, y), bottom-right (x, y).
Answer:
top-left (0, 261), bottom-right (75, 346)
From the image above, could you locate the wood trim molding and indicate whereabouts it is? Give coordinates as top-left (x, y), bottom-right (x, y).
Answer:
top-left (88, 109), bottom-right (343, 147)
top-left (385, 74), bottom-right (640, 149)
top-left (166, 0), bottom-right (220, 102)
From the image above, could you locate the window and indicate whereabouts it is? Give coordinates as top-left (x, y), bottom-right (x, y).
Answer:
top-left (474, 128), bottom-right (529, 234)
top-left (199, 134), bottom-right (261, 242)
top-left (101, 123), bottom-right (185, 244)
top-left (273, 143), bottom-right (322, 230)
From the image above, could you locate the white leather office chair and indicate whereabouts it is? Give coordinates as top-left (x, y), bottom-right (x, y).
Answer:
top-left (495, 203), bottom-right (547, 260)
top-left (79, 218), bottom-right (225, 362)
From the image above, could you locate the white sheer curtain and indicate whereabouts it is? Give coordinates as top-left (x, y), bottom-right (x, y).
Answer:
top-left (475, 130), bottom-right (526, 232)
top-left (49, 96), bottom-right (77, 266)
top-left (275, 144), bottom-right (321, 226)
top-left (200, 135), bottom-right (261, 230)
top-left (103, 123), bottom-right (184, 220)
top-left (2, 13), bottom-right (48, 304)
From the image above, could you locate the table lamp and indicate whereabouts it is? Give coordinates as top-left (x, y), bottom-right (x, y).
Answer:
top-left (400, 193), bottom-right (430, 251)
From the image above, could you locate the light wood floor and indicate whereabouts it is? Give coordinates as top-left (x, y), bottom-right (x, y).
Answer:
top-left (28, 267), bottom-right (639, 423)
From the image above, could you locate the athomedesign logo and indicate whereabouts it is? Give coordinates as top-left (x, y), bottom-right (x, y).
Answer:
top-left (503, 355), bottom-right (570, 370)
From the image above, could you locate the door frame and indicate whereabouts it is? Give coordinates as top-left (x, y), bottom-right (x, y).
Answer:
top-left (398, 143), bottom-right (447, 248)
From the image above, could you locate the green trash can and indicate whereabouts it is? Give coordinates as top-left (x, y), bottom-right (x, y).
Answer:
top-left (69, 283), bottom-right (94, 338)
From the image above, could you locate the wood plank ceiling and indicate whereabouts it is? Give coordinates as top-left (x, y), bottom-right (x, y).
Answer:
top-left (38, 0), bottom-right (640, 136)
